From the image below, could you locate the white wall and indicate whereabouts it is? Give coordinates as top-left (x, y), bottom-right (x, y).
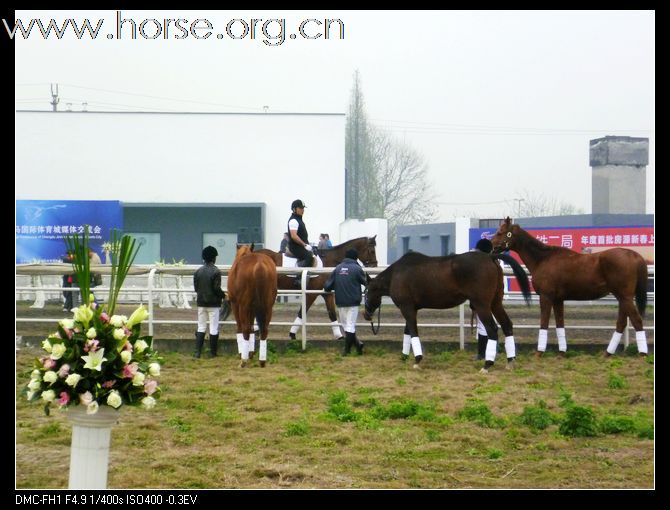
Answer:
top-left (15, 111), bottom-right (345, 248)
top-left (339, 218), bottom-right (388, 266)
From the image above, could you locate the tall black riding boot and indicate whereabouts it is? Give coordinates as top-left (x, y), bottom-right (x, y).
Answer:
top-left (343, 332), bottom-right (355, 355)
top-left (476, 334), bottom-right (488, 360)
top-left (354, 333), bottom-right (364, 355)
top-left (194, 331), bottom-right (206, 358)
top-left (209, 333), bottom-right (219, 357)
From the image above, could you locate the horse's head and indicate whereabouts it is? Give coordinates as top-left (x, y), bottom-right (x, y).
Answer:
top-left (234, 243), bottom-right (255, 260)
top-left (363, 274), bottom-right (382, 321)
top-left (358, 235), bottom-right (378, 267)
top-left (491, 217), bottom-right (518, 253)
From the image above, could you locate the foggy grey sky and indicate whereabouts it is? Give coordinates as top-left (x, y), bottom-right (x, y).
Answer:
top-left (14, 10), bottom-right (655, 221)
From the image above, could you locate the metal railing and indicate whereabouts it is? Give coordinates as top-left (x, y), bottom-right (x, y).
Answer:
top-left (16, 263), bottom-right (654, 350)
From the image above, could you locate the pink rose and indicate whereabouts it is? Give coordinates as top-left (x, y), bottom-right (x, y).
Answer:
top-left (102, 380), bottom-right (117, 388)
top-left (123, 341), bottom-right (133, 352)
top-left (58, 364), bottom-right (71, 378)
top-left (42, 358), bottom-right (56, 370)
top-left (144, 379), bottom-right (158, 395)
top-left (122, 362), bottom-right (139, 379)
top-left (100, 312), bottom-right (110, 323)
top-left (57, 391), bottom-right (70, 406)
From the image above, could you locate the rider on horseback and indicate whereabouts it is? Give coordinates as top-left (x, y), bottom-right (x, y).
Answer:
top-left (287, 199), bottom-right (314, 268)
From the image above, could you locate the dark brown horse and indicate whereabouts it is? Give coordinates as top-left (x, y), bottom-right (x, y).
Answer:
top-left (490, 217), bottom-right (649, 356)
top-left (227, 244), bottom-right (277, 367)
top-left (363, 250), bottom-right (531, 371)
top-left (256, 236), bottom-right (378, 341)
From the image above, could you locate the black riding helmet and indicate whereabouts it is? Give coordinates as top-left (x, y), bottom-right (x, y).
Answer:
top-left (291, 199), bottom-right (306, 210)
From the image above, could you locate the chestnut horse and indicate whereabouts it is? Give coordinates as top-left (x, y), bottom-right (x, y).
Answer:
top-left (363, 250), bottom-right (531, 372)
top-left (227, 244), bottom-right (277, 367)
top-left (256, 236), bottom-right (378, 341)
top-left (490, 217), bottom-right (649, 356)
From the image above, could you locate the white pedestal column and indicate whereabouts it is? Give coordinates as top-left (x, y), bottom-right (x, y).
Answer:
top-left (66, 406), bottom-right (119, 489)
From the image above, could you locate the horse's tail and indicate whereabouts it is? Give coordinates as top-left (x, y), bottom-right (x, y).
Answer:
top-left (635, 258), bottom-right (648, 318)
top-left (253, 261), bottom-right (276, 334)
top-left (493, 253), bottom-right (532, 306)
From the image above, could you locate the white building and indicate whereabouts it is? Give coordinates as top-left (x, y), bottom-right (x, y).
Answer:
top-left (15, 110), bottom-right (345, 264)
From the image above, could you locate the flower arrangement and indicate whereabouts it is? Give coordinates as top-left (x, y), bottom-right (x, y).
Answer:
top-left (25, 228), bottom-right (163, 415)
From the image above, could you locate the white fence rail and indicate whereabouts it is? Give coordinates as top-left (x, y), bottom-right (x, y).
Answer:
top-left (16, 263), bottom-right (654, 351)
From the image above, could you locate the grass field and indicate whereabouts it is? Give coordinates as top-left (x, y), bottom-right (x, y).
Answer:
top-left (15, 341), bottom-right (654, 489)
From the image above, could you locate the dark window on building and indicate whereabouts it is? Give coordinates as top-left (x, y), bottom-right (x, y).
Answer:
top-left (440, 235), bottom-right (450, 256)
top-left (402, 236), bottom-right (410, 254)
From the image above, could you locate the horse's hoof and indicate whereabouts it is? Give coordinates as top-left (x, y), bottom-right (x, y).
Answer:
top-left (603, 351), bottom-right (612, 358)
top-left (534, 351), bottom-right (544, 358)
top-left (249, 351), bottom-right (255, 360)
top-left (259, 360), bottom-right (266, 368)
top-left (412, 363), bottom-right (421, 370)
top-left (505, 361), bottom-right (515, 371)
top-left (479, 367), bottom-right (489, 374)
top-left (239, 360), bottom-right (248, 368)
top-left (557, 351), bottom-right (566, 358)
top-left (638, 352), bottom-right (648, 358)
top-left (289, 333), bottom-right (296, 340)
top-left (400, 354), bottom-right (409, 362)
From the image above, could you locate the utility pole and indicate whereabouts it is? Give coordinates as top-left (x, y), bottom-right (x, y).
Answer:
top-left (513, 198), bottom-right (525, 219)
top-left (50, 83), bottom-right (59, 112)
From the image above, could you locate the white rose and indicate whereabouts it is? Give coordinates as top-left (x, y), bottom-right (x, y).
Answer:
top-left (113, 328), bottom-right (127, 341)
top-left (30, 369), bottom-right (41, 380)
top-left (65, 373), bottom-right (82, 387)
top-left (120, 351), bottom-right (132, 364)
top-left (28, 379), bottom-right (42, 391)
top-left (41, 339), bottom-right (52, 352)
top-left (141, 396), bottom-right (156, 409)
top-left (41, 390), bottom-right (56, 402)
top-left (59, 319), bottom-right (75, 330)
top-left (110, 315), bottom-right (127, 328)
top-left (86, 327), bottom-right (97, 339)
top-left (134, 340), bottom-right (148, 353)
top-left (50, 343), bottom-right (67, 360)
top-left (86, 401), bottom-right (99, 415)
top-left (132, 372), bottom-right (145, 386)
top-left (43, 371), bottom-right (58, 384)
top-left (106, 391), bottom-right (122, 409)
top-left (148, 363), bottom-right (161, 377)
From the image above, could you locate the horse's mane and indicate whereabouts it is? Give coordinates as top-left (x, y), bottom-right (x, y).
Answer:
top-left (325, 236), bottom-right (371, 252)
top-left (396, 251), bottom-right (458, 266)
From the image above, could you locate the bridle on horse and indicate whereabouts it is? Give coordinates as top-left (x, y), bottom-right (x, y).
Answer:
top-left (363, 287), bottom-right (381, 335)
top-left (501, 231), bottom-right (513, 250)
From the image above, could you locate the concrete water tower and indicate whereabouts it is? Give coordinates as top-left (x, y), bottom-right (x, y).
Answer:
top-left (590, 136), bottom-right (648, 214)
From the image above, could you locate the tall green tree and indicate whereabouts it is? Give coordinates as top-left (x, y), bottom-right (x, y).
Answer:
top-left (345, 70), bottom-right (379, 219)
top-left (345, 70), bottom-right (437, 241)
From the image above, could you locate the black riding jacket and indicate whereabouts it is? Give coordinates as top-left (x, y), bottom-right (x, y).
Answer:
top-left (193, 262), bottom-right (225, 307)
top-left (324, 257), bottom-right (367, 307)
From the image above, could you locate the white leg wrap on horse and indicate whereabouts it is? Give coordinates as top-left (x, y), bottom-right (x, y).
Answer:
top-left (485, 339), bottom-right (498, 362)
top-left (402, 334), bottom-right (411, 355)
top-left (331, 320), bottom-right (343, 338)
top-left (248, 334), bottom-right (255, 354)
top-left (556, 327), bottom-right (567, 352)
top-left (290, 317), bottom-right (302, 334)
top-left (259, 340), bottom-right (267, 361)
top-left (537, 329), bottom-right (548, 352)
top-left (476, 317), bottom-right (487, 336)
top-left (241, 339), bottom-right (249, 360)
top-left (636, 330), bottom-right (648, 354)
top-left (236, 333), bottom-right (244, 354)
top-left (504, 336), bottom-right (516, 359)
top-left (607, 331), bottom-right (623, 354)
top-left (410, 337), bottom-right (423, 357)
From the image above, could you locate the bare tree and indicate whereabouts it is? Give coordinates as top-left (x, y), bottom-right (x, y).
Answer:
top-left (514, 189), bottom-right (584, 218)
top-left (371, 129), bottom-right (437, 241)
